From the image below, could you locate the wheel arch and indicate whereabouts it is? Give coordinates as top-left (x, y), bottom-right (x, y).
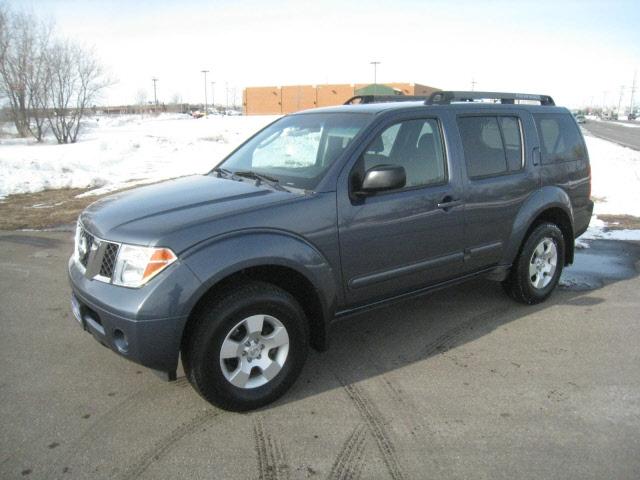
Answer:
top-left (179, 230), bottom-right (338, 354)
top-left (502, 187), bottom-right (575, 267)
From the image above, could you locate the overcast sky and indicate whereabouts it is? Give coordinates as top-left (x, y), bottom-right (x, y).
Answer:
top-left (29, 0), bottom-right (640, 109)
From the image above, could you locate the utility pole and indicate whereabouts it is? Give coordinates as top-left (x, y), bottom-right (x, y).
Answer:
top-left (225, 81), bottom-right (229, 110)
top-left (210, 81), bottom-right (216, 111)
top-left (630, 70), bottom-right (637, 114)
top-left (471, 78), bottom-right (477, 91)
top-left (151, 78), bottom-right (158, 109)
top-left (617, 86), bottom-right (625, 116)
top-left (201, 70), bottom-right (209, 116)
top-left (370, 61), bottom-right (381, 94)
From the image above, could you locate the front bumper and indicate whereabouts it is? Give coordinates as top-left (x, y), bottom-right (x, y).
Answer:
top-left (68, 256), bottom-right (200, 374)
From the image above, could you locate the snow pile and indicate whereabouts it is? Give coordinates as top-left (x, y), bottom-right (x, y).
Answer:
top-left (0, 113), bottom-right (277, 198)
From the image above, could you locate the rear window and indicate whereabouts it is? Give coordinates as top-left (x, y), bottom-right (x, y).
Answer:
top-left (534, 113), bottom-right (586, 163)
top-left (457, 116), bottom-right (523, 179)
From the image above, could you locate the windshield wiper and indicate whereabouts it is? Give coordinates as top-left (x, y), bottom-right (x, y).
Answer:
top-left (234, 170), bottom-right (289, 192)
top-left (212, 167), bottom-right (235, 178)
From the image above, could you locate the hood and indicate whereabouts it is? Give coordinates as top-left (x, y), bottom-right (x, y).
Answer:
top-left (81, 175), bottom-right (299, 248)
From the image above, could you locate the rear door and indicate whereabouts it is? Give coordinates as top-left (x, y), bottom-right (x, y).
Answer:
top-left (454, 109), bottom-right (540, 270)
top-left (336, 111), bottom-right (466, 307)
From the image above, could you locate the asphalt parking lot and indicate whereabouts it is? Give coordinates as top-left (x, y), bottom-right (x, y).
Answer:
top-left (1, 231), bottom-right (639, 480)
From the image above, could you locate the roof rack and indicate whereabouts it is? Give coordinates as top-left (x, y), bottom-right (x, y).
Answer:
top-left (344, 95), bottom-right (429, 105)
top-left (425, 91), bottom-right (555, 106)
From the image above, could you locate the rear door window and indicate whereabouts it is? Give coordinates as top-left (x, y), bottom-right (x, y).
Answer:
top-left (534, 113), bottom-right (586, 163)
top-left (457, 116), bottom-right (523, 179)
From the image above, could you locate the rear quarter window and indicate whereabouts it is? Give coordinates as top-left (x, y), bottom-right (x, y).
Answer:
top-left (534, 113), bottom-right (586, 163)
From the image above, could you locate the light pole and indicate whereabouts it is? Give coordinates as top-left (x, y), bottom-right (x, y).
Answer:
top-left (210, 81), bottom-right (216, 112)
top-left (370, 61), bottom-right (381, 94)
top-left (201, 70), bottom-right (209, 116)
top-left (151, 78), bottom-right (158, 109)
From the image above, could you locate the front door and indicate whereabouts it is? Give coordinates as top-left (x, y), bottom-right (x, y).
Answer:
top-left (337, 114), bottom-right (466, 307)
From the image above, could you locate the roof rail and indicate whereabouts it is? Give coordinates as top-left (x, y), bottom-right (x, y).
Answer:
top-left (344, 95), bottom-right (429, 105)
top-left (425, 91), bottom-right (555, 106)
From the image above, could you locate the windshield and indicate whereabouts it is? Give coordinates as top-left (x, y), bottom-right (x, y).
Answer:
top-left (217, 113), bottom-right (372, 190)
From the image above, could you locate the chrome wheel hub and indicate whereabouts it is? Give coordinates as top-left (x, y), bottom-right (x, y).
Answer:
top-left (219, 314), bottom-right (289, 389)
top-left (529, 237), bottom-right (558, 289)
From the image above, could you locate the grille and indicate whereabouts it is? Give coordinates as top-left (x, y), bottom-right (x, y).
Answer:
top-left (78, 227), bottom-right (94, 268)
top-left (99, 242), bottom-right (120, 278)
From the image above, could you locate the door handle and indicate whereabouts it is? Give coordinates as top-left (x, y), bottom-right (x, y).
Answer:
top-left (532, 146), bottom-right (541, 166)
top-left (437, 196), bottom-right (462, 210)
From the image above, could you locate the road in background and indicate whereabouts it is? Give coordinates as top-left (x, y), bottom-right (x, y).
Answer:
top-left (582, 120), bottom-right (640, 150)
top-left (1, 231), bottom-right (640, 480)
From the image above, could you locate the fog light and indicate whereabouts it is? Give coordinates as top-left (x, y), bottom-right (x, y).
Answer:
top-left (113, 329), bottom-right (129, 354)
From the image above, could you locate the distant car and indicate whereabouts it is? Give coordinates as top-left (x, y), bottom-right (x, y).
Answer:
top-left (575, 114), bottom-right (586, 124)
top-left (629, 112), bottom-right (637, 121)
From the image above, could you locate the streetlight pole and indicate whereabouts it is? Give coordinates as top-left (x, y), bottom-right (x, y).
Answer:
top-left (210, 81), bottom-right (216, 112)
top-left (201, 70), bottom-right (209, 116)
top-left (630, 70), bottom-right (637, 115)
top-left (370, 61), bottom-right (381, 95)
top-left (151, 78), bottom-right (158, 110)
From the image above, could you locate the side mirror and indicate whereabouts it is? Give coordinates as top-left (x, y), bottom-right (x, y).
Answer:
top-left (357, 165), bottom-right (406, 195)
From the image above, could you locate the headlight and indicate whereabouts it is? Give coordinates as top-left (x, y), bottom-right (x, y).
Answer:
top-left (112, 244), bottom-right (177, 288)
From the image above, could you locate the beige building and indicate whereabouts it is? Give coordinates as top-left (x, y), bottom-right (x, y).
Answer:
top-left (243, 83), bottom-right (439, 115)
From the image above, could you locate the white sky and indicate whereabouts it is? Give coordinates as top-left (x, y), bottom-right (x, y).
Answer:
top-left (30, 0), bottom-right (640, 109)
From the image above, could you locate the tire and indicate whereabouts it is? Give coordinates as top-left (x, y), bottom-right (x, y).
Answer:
top-left (182, 281), bottom-right (309, 411)
top-left (503, 222), bottom-right (565, 305)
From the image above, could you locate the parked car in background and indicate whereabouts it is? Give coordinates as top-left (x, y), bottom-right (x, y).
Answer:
top-left (69, 91), bottom-right (593, 411)
top-left (575, 114), bottom-right (586, 124)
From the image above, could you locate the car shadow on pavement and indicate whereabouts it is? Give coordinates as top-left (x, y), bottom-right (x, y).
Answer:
top-left (277, 239), bottom-right (640, 408)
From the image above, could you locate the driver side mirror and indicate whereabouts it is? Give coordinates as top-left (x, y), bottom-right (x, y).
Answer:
top-left (355, 165), bottom-right (406, 196)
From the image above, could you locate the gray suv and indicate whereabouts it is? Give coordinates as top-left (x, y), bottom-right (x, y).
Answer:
top-left (69, 91), bottom-right (593, 410)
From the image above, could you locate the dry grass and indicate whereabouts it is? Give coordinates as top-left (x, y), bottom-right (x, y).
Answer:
top-left (0, 188), bottom-right (104, 230)
top-left (598, 214), bottom-right (640, 230)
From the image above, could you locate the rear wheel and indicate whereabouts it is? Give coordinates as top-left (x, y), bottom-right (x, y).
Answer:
top-left (182, 281), bottom-right (309, 411)
top-left (503, 223), bottom-right (565, 304)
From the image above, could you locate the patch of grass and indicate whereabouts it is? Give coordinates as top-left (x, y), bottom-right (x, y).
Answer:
top-left (0, 188), bottom-right (104, 230)
top-left (599, 214), bottom-right (640, 230)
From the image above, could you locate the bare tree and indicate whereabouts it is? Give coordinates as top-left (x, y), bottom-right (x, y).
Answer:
top-left (0, 5), bottom-right (52, 141)
top-left (0, 7), bottom-right (35, 137)
top-left (45, 40), bottom-right (111, 143)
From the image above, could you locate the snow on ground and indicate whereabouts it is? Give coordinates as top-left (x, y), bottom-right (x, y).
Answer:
top-left (580, 216), bottom-right (640, 242)
top-left (0, 114), bottom-right (639, 241)
top-left (586, 134), bottom-right (640, 217)
top-left (0, 113), bottom-right (277, 198)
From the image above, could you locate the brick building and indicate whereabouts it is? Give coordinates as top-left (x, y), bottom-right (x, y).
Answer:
top-left (243, 82), bottom-right (439, 115)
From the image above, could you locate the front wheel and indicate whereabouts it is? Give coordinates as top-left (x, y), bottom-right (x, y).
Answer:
top-left (503, 223), bottom-right (565, 305)
top-left (182, 281), bottom-right (309, 411)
